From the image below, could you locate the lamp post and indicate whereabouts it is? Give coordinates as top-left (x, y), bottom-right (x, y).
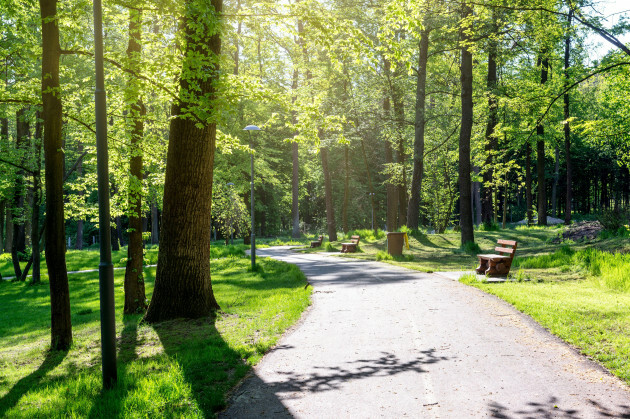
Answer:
top-left (368, 192), bottom-right (375, 231)
top-left (244, 125), bottom-right (261, 270)
top-left (227, 182), bottom-right (234, 245)
top-left (93, 0), bottom-right (117, 390)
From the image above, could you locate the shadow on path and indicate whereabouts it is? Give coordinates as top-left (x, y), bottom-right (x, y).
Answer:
top-left (488, 397), bottom-right (630, 418)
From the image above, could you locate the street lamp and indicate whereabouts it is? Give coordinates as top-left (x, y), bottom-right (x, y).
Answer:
top-left (244, 125), bottom-right (261, 270)
top-left (227, 183), bottom-right (234, 245)
top-left (368, 192), bottom-right (375, 231)
top-left (93, 0), bottom-right (116, 389)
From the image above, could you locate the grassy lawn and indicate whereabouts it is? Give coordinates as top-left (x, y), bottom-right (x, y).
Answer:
top-left (465, 279), bottom-right (630, 384)
top-left (0, 255), bottom-right (311, 417)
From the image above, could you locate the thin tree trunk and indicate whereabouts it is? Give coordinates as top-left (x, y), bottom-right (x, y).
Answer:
top-left (564, 9), bottom-right (573, 225)
top-left (5, 211), bottom-right (12, 254)
top-left (76, 141), bottom-right (84, 249)
top-left (291, 67), bottom-right (300, 238)
top-left (144, 0), bottom-right (223, 323)
top-left (473, 166), bottom-right (482, 226)
top-left (551, 145), bottom-right (560, 217)
top-left (31, 111), bottom-right (43, 284)
top-left (359, 139), bottom-right (377, 232)
top-left (320, 143), bottom-right (337, 241)
top-left (40, 0), bottom-right (72, 349)
top-left (482, 33), bottom-right (498, 224)
top-left (458, 2), bottom-right (475, 245)
top-left (383, 58), bottom-right (398, 231)
top-left (526, 142), bottom-right (533, 225)
top-left (151, 202), bottom-right (159, 245)
top-left (342, 145), bottom-right (349, 233)
top-left (124, 6), bottom-right (147, 314)
top-left (407, 28), bottom-right (429, 230)
top-left (537, 55), bottom-right (549, 226)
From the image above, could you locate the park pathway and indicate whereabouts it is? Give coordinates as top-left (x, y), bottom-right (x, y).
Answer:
top-left (221, 247), bottom-right (630, 418)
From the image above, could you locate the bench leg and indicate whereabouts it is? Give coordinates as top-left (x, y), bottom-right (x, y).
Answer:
top-left (476, 258), bottom-right (488, 274)
top-left (485, 260), bottom-right (499, 276)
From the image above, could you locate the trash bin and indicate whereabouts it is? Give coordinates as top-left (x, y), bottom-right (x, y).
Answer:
top-left (387, 232), bottom-right (406, 256)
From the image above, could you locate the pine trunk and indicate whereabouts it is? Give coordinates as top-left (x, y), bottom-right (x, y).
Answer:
top-left (526, 143), bottom-right (533, 225)
top-left (383, 59), bottom-right (398, 231)
top-left (342, 145), bottom-right (349, 233)
top-left (144, 0), bottom-right (222, 323)
top-left (458, 2), bottom-right (475, 245)
top-left (40, 0), bottom-right (72, 350)
top-left (564, 10), bottom-right (573, 225)
top-left (31, 111), bottom-right (43, 284)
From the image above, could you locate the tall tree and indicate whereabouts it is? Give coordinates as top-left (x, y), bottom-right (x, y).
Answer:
top-left (144, 0), bottom-right (223, 323)
top-left (482, 24), bottom-right (498, 224)
top-left (458, 2), bottom-right (474, 245)
top-left (123, 6), bottom-right (147, 315)
top-left (564, 8), bottom-right (573, 225)
top-left (40, 0), bottom-right (72, 349)
top-left (537, 54), bottom-right (549, 226)
top-left (407, 25), bottom-right (429, 230)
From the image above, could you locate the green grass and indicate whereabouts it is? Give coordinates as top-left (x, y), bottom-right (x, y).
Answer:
top-left (468, 279), bottom-right (630, 384)
top-left (0, 256), bottom-right (311, 417)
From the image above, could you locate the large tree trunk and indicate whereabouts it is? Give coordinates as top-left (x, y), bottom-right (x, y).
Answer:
top-left (482, 34), bottom-right (498, 224)
top-left (320, 144), bottom-right (337, 241)
top-left (407, 28), bottom-right (429, 230)
top-left (124, 7), bottom-right (147, 315)
top-left (144, 0), bottom-right (223, 323)
top-left (151, 202), bottom-right (159, 245)
top-left (40, 0), bottom-right (72, 350)
top-left (537, 55), bottom-right (549, 226)
top-left (564, 9), bottom-right (573, 225)
top-left (458, 2), bottom-right (475, 245)
top-left (551, 146), bottom-right (560, 217)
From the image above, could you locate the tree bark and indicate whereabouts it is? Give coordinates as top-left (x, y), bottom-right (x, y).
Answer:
top-left (291, 68), bottom-right (300, 238)
top-left (537, 55), bottom-right (549, 226)
top-left (407, 28), bottom-right (429, 230)
top-left (458, 2), bottom-right (475, 245)
top-left (151, 202), bottom-right (159, 245)
top-left (482, 33), bottom-right (498, 224)
top-left (144, 0), bottom-right (222, 323)
top-left (124, 6), bottom-right (147, 315)
top-left (320, 143), bottom-right (337, 241)
top-left (564, 9), bottom-right (573, 225)
top-left (551, 145), bottom-right (560, 217)
top-left (40, 0), bottom-right (72, 349)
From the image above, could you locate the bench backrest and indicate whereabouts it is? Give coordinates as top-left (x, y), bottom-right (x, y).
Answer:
top-left (495, 239), bottom-right (517, 259)
top-left (317, 235), bottom-right (323, 242)
top-left (351, 235), bottom-right (360, 244)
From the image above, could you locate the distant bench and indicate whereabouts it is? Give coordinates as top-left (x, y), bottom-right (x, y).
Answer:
top-left (476, 240), bottom-right (518, 276)
top-left (341, 235), bottom-right (360, 253)
top-left (310, 235), bottom-right (323, 248)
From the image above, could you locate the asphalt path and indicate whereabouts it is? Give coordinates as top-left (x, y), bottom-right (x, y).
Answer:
top-left (221, 247), bottom-right (630, 418)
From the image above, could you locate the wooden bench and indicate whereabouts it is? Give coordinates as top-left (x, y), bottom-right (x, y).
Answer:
top-left (310, 235), bottom-right (323, 248)
top-left (341, 235), bottom-right (360, 253)
top-left (476, 239), bottom-right (518, 276)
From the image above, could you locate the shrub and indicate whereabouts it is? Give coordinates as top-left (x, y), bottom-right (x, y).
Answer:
top-left (325, 242), bottom-right (337, 252)
top-left (599, 209), bottom-right (627, 231)
top-left (376, 250), bottom-right (393, 261)
top-left (461, 241), bottom-right (481, 255)
top-left (479, 221), bottom-right (500, 231)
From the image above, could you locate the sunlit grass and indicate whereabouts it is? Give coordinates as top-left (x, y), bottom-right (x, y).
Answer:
top-left (0, 256), bottom-right (311, 417)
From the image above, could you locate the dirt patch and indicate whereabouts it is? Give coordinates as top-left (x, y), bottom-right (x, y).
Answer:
top-left (551, 221), bottom-right (603, 243)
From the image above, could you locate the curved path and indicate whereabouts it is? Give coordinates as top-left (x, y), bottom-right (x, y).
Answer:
top-left (221, 247), bottom-right (630, 418)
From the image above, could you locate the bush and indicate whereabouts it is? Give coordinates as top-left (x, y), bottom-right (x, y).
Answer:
top-left (342, 229), bottom-right (386, 241)
top-left (376, 250), bottom-right (392, 261)
top-left (599, 209), bottom-right (627, 231)
top-left (461, 241), bottom-right (481, 255)
top-left (325, 242), bottom-right (337, 252)
top-left (479, 221), bottom-right (500, 232)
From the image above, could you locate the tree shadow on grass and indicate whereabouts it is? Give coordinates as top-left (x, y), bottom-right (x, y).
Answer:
top-left (151, 316), bottom-right (266, 417)
top-left (0, 348), bottom-right (68, 417)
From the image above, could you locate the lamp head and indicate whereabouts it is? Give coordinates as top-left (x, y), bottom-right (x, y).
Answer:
top-left (243, 125), bottom-right (261, 131)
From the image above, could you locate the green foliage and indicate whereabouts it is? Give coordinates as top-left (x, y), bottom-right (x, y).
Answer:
top-left (479, 221), bottom-right (500, 232)
top-left (599, 210), bottom-right (628, 232)
top-left (460, 241), bottom-right (481, 255)
top-left (325, 242), bottom-right (337, 252)
top-left (375, 250), bottom-right (392, 261)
